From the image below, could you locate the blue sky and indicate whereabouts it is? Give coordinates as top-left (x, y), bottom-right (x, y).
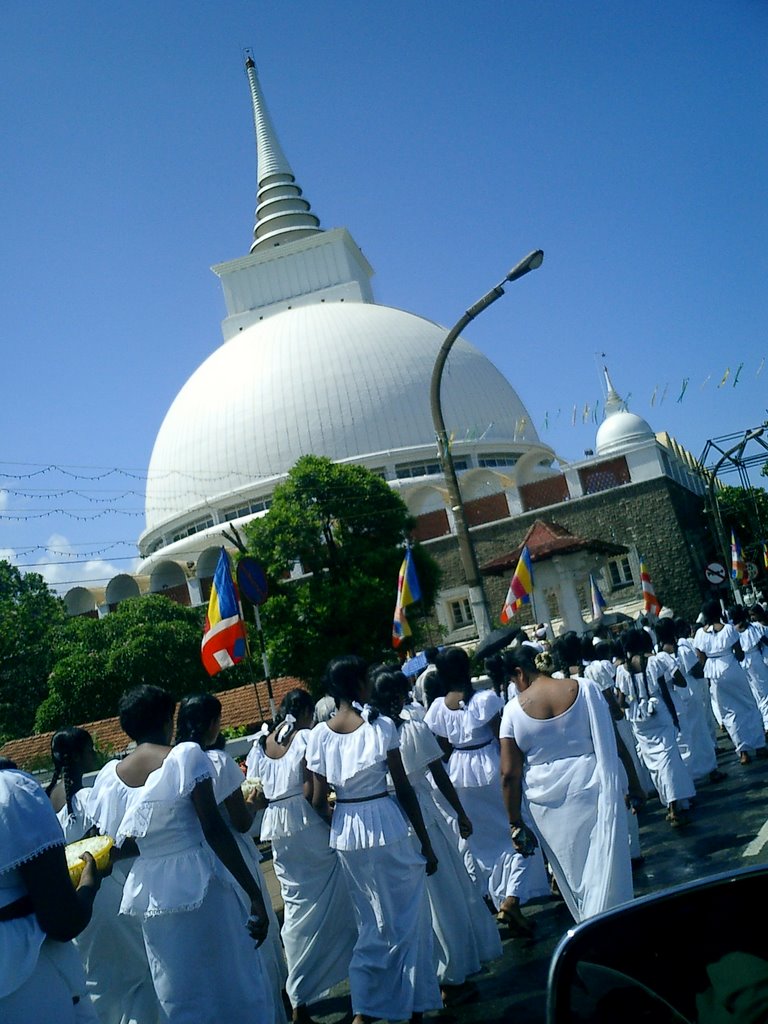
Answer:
top-left (3, 2), bottom-right (768, 590)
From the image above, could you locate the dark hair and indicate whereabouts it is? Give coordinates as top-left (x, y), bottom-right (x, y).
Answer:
top-left (655, 618), bottom-right (677, 645)
top-left (369, 668), bottom-right (410, 727)
top-left (750, 604), bottom-right (768, 625)
top-left (503, 644), bottom-right (540, 677)
top-left (424, 670), bottom-right (447, 708)
top-left (592, 640), bottom-right (612, 661)
top-left (700, 600), bottom-right (724, 627)
top-left (0, 757), bottom-right (17, 770)
top-left (552, 633), bottom-right (582, 677)
top-left (674, 618), bottom-right (692, 641)
top-left (175, 693), bottom-right (222, 747)
top-left (323, 655), bottom-right (376, 718)
top-left (622, 627), bottom-right (654, 659)
top-left (424, 646), bottom-right (439, 665)
top-left (262, 688), bottom-right (315, 748)
top-left (435, 647), bottom-right (474, 705)
top-left (118, 685), bottom-right (176, 742)
top-left (728, 605), bottom-right (748, 627)
top-left (46, 727), bottom-right (94, 815)
top-left (580, 635), bottom-right (595, 662)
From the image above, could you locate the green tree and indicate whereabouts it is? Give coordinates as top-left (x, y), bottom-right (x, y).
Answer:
top-left (714, 485), bottom-right (768, 571)
top-left (0, 561), bottom-right (66, 742)
top-left (34, 594), bottom-right (238, 732)
top-left (242, 455), bottom-right (440, 691)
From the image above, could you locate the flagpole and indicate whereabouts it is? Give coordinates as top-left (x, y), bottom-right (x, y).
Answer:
top-left (253, 604), bottom-right (277, 720)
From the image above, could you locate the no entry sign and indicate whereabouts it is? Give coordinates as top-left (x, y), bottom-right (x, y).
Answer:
top-left (705, 562), bottom-right (727, 586)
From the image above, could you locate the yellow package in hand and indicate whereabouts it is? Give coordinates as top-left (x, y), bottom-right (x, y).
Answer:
top-left (65, 835), bottom-right (114, 885)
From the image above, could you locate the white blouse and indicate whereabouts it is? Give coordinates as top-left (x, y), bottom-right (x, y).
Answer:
top-left (305, 716), bottom-right (409, 851)
top-left (423, 689), bottom-right (503, 788)
top-left (249, 731), bottom-right (320, 840)
top-left (116, 743), bottom-right (235, 917)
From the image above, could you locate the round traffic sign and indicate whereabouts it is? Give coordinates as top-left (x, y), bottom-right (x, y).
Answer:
top-left (705, 562), bottom-right (727, 586)
top-left (237, 557), bottom-right (269, 605)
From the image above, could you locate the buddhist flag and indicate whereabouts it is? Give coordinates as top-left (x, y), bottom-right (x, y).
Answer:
top-left (639, 560), bottom-right (662, 616)
top-left (590, 573), bottom-right (606, 620)
top-left (500, 546), bottom-right (534, 623)
top-left (763, 542), bottom-right (768, 571)
top-left (731, 529), bottom-right (746, 582)
top-left (201, 548), bottom-right (248, 675)
top-left (392, 548), bottom-right (422, 648)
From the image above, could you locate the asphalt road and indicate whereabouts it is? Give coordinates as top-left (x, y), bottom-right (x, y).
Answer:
top-left (262, 730), bottom-right (768, 1024)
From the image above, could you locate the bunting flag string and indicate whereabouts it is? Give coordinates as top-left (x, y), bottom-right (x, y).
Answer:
top-left (537, 353), bottom-right (765, 431)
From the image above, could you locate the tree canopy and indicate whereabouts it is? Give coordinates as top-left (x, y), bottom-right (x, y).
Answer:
top-left (242, 455), bottom-right (440, 691)
top-left (714, 485), bottom-right (768, 572)
top-left (34, 594), bottom-right (239, 733)
top-left (0, 561), bottom-right (66, 742)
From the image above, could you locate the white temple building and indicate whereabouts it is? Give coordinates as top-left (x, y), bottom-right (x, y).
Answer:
top-left (63, 58), bottom-right (710, 632)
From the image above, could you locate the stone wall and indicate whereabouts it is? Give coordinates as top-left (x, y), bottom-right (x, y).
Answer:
top-left (424, 476), bottom-right (714, 630)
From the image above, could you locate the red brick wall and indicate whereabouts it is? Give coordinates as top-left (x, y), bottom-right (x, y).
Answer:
top-left (519, 475), bottom-right (570, 512)
top-left (578, 456), bottom-right (630, 495)
top-left (464, 492), bottom-right (510, 526)
top-left (413, 508), bottom-right (451, 542)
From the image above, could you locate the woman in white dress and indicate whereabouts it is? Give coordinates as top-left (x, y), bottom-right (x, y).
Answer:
top-left (423, 646), bottom-right (549, 937)
top-left (729, 605), bottom-right (768, 732)
top-left (369, 667), bottom-right (502, 1005)
top-left (499, 646), bottom-right (633, 923)
top-left (248, 688), bottom-right (357, 1024)
top-left (0, 758), bottom-right (102, 1024)
top-left (174, 694), bottom-right (288, 1024)
top-left (615, 629), bottom-right (696, 826)
top-left (110, 685), bottom-right (271, 1024)
top-left (49, 729), bottom-right (161, 1024)
top-left (694, 601), bottom-right (767, 765)
top-left (306, 655), bottom-right (442, 1024)
top-left (653, 619), bottom-right (725, 786)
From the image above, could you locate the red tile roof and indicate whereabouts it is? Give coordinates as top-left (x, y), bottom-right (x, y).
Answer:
top-left (0, 677), bottom-right (308, 771)
top-left (480, 519), bottom-right (627, 576)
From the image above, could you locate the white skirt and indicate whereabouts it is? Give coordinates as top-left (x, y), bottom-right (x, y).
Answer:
top-left (0, 938), bottom-right (94, 1024)
top-left (76, 864), bottom-right (160, 1024)
top-left (141, 875), bottom-right (270, 1024)
top-left (417, 805), bottom-right (502, 984)
top-left (631, 712), bottom-right (696, 806)
top-left (272, 821), bottom-right (356, 1007)
top-left (456, 781), bottom-right (549, 908)
top-left (337, 838), bottom-right (442, 1019)
top-left (708, 664), bottom-right (765, 755)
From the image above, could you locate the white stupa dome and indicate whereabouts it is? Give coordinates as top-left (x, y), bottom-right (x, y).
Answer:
top-left (139, 301), bottom-right (539, 552)
top-left (595, 410), bottom-right (655, 455)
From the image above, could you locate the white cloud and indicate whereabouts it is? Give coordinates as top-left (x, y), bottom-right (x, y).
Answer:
top-left (32, 534), bottom-right (140, 595)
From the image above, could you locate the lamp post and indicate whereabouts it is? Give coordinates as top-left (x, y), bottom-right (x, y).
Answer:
top-left (429, 250), bottom-right (544, 640)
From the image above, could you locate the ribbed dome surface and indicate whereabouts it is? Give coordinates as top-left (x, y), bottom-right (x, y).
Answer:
top-left (143, 302), bottom-right (539, 535)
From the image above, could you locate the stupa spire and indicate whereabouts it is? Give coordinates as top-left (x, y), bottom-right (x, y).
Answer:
top-left (602, 365), bottom-right (627, 416)
top-left (244, 54), bottom-right (322, 253)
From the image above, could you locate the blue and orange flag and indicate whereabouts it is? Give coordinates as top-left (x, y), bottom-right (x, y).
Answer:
top-left (500, 546), bottom-right (533, 623)
top-left (392, 548), bottom-right (422, 649)
top-left (731, 529), bottom-right (745, 582)
top-left (201, 548), bottom-right (248, 676)
top-left (763, 541), bottom-right (768, 572)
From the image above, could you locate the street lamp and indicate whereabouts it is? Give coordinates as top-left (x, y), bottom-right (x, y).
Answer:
top-left (429, 250), bottom-right (544, 640)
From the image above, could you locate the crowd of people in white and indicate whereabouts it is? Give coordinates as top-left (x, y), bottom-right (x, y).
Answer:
top-left (2, 595), bottom-right (768, 1024)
